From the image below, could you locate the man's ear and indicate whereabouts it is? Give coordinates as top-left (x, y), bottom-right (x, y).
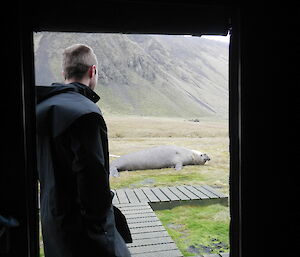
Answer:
top-left (88, 65), bottom-right (96, 78)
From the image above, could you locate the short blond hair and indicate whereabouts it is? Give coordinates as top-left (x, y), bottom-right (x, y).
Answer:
top-left (62, 44), bottom-right (98, 80)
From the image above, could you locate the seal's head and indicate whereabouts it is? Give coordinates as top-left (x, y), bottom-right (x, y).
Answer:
top-left (191, 150), bottom-right (211, 164)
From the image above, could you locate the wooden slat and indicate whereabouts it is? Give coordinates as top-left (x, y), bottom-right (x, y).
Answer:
top-left (116, 189), bottom-right (129, 203)
top-left (201, 185), bottom-right (227, 198)
top-left (128, 221), bottom-right (162, 229)
top-left (125, 188), bottom-right (140, 203)
top-left (199, 186), bottom-right (220, 199)
top-left (159, 187), bottom-right (180, 201)
top-left (121, 209), bottom-right (154, 215)
top-left (142, 187), bottom-right (160, 202)
top-left (127, 237), bottom-right (174, 247)
top-left (131, 231), bottom-right (170, 240)
top-left (112, 197), bottom-right (119, 205)
top-left (129, 225), bottom-right (166, 234)
top-left (129, 242), bottom-right (179, 254)
top-left (194, 186), bottom-right (219, 199)
top-left (116, 205), bottom-right (152, 212)
top-left (124, 212), bottom-right (157, 219)
top-left (151, 187), bottom-right (170, 202)
top-left (184, 185), bottom-right (210, 199)
top-left (134, 188), bottom-right (150, 203)
top-left (131, 249), bottom-right (183, 257)
top-left (168, 186), bottom-right (190, 200)
top-left (115, 203), bottom-right (149, 208)
top-left (126, 216), bottom-right (159, 224)
top-left (176, 185), bottom-right (199, 200)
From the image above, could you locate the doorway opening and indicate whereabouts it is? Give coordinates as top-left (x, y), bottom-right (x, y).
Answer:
top-left (34, 31), bottom-right (230, 257)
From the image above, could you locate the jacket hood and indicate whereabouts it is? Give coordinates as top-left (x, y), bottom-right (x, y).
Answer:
top-left (36, 82), bottom-right (100, 104)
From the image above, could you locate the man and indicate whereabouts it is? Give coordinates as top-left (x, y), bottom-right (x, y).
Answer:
top-left (36, 44), bottom-right (131, 257)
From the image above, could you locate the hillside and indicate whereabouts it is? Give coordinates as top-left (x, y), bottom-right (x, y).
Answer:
top-left (34, 32), bottom-right (229, 118)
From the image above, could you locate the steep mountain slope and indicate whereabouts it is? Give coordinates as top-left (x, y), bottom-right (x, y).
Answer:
top-left (34, 32), bottom-right (229, 118)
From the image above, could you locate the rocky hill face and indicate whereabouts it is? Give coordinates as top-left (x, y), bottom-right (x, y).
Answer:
top-left (34, 32), bottom-right (229, 118)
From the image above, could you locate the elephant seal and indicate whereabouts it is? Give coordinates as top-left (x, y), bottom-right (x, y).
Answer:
top-left (110, 145), bottom-right (210, 177)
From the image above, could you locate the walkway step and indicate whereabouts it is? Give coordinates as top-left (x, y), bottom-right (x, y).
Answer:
top-left (115, 203), bottom-right (183, 256)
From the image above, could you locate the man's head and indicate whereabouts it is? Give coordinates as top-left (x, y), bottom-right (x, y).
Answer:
top-left (62, 44), bottom-right (98, 90)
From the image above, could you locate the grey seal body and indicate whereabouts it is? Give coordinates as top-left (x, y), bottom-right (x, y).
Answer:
top-left (110, 145), bottom-right (210, 177)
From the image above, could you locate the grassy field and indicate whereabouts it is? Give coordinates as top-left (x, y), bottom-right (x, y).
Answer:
top-left (108, 115), bottom-right (229, 195)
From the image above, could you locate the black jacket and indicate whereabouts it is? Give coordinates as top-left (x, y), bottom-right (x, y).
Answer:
top-left (36, 82), bottom-right (131, 257)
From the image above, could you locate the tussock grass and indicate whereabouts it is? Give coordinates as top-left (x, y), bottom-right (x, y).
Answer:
top-left (106, 115), bottom-right (228, 139)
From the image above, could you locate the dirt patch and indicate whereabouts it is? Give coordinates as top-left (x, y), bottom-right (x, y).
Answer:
top-left (186, 237), bottom-right (229, 255)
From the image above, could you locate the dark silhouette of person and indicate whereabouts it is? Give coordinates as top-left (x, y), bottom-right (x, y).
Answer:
top-left (36, 44), bottom-right (131, 257)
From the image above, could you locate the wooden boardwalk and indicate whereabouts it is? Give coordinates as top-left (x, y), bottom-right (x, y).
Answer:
top-left (115, 203), bottom-right (183, 257)
top-left (112, 185), bottom-right (227, 205)
top-left (113, 185), bottom-right (228, 257)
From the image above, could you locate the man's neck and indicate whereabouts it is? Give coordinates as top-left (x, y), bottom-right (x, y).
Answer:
top-left (65, 78), bottom-right (90, 88)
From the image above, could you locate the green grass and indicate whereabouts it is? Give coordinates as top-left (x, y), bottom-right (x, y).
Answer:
top-left (155, 204), bottom-right (230, 256)
top-left (110, 166), bottom-right (213, 189)
top-left (110, 167), bottom-right (206, 189)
